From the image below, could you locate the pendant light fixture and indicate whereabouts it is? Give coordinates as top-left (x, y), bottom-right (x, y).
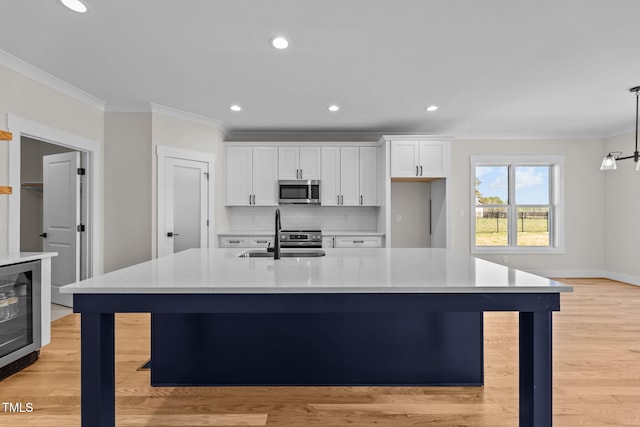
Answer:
top-left (601, 86), bottom-right (640, 171)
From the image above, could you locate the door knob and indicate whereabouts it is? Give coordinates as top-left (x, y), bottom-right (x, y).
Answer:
top-left (167, 232), bottom-right (180, 237)
top-left (39, 233), bottom-right (47, 238)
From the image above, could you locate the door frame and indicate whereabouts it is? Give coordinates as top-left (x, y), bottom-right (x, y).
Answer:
top-left (7, 115), bottom-right (102, 276)
top-left (156, 145), bottom-right (215, 258)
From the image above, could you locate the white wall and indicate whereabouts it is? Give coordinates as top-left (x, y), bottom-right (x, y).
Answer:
top-left (602, 133), bottom-right (640, 284)
top-left (0, 62), bottom-right (104, 255)
top-left (151, 111), bottom-right (226, 255)
top-left (104, 113), bottom-right (152, 272)
top-left (390, 181), bottom-right (431, 248)
top-left (449, 138), bottom-right (606, 276)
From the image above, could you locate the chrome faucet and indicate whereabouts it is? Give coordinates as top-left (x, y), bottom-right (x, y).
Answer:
top-left (267, 208), bottom-right (282, 259)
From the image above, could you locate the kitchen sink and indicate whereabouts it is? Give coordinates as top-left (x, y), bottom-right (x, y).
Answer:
top-left (238, 249), bottom-right (326, 258)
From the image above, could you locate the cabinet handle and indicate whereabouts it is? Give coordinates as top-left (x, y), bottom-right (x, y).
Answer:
top-left (249, 195), bottom-right (252, 205)
top-left (300, 169), bottom-right (303, 179)
top-left (337, 195), bottom-right (340, 205)
top-left (420, 165), bottom-right (423, 176)
top-left (256, 240), bottom-right (268, 244)
top-left (229, 240), bottom-right (240, 244)
top-left (167, 232), bottom-right (180, 237)
top-left (252, 195), bottom-right (256, 205)
top-left (296, 169), bottom-right (299, 179)
top-left (353, 240), bottom-right (364, 244)
top-left (340, 195), bottom-right (343, 205)
top-left (416, 165), bottom-right (419, 176)
top-left (39, 233), bottom-right (47, 238)
top-left (360, 195), bottom-right (363, 205)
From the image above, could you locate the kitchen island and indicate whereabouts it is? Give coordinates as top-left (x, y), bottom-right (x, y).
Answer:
top-left (61, 248), bottom-right (572, 427)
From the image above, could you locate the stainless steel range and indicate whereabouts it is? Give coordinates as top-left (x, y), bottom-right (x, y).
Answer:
top-left (279, 230), bottom-right (322, 248)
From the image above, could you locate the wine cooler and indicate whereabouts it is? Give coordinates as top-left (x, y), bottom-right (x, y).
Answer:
top-left (0, 260), bottom-right (42, 381)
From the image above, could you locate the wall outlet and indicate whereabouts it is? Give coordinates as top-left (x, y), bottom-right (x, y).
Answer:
top-left (396, 214), bottom-right (402, 223)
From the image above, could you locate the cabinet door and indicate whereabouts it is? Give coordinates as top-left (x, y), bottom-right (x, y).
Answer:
top-left (299, 147), bottom-right (321, 180)
top-left (252, 147), bottom-right (278, 205)
top-left (278, 147), bottom-right (299, 180)
top-left (220, 237), bottom-right (249, 247)
top-left (249, 237), bottom-right (273, 248)
top-left (391, 141), bottom-right (419, 177)
top-left (226, 146), bottom-right (252, 205)
top-left (321, 147), bottom-right (340, 206)
top-left (340, 147), bottom-right (360, 206)
top-left (334, 236), bottom-right (382, 248)
top-left (359, 147), bottom-right (378, 206)
top-left (418, 141), bottom-right (447, 177)
top-left (321, 236), bottom-right (335, 248)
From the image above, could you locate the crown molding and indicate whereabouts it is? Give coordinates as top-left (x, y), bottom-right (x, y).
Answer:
top-left (149, 103), bottom-right (228, 135)
top-left (0, 49), bottom-right (105, 111)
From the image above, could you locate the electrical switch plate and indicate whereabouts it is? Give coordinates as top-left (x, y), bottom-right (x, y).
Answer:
top-left (396, 214), bottom-right (402, 222)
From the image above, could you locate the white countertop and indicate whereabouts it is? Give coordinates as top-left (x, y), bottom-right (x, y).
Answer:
top-left (61, 248), bottom-right (572, 295)
top-left (0, 252), bottom-right (57, 267)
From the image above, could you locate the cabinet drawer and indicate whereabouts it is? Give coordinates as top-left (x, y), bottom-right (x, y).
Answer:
top-left (220, 237), bottom-right (249, 248)
top-left (334, 236), bottom-right (382, 248)
top-left (249, 238), bottom-right (273, 248)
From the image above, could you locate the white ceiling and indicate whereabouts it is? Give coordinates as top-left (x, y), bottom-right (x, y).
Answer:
top-left (1, 0), bottom-right (640, 138)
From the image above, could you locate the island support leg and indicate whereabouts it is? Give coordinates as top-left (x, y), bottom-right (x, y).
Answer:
top-left (81, 312), bottom-right (115, 427)
top-left (519, 311), bottom-right (552, 427)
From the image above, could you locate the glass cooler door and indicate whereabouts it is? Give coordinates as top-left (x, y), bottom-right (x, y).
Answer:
top-left (0, 261), bottom-right (41, 364)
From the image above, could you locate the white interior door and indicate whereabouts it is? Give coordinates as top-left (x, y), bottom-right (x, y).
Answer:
top-left (162, 157), bottom-right (209, 255)
top-left (43, 152), bottom-right (80, 306)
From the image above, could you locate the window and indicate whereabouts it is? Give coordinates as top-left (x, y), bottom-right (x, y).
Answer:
top-left (470, 155), bottom-right (564, 254)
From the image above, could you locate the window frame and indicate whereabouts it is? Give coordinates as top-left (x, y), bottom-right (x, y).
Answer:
top-left (470, 155), bottom-right (565, 255)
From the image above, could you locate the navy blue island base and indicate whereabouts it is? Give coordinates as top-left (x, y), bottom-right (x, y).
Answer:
top-left (74, 291), bottom-right (559, 427)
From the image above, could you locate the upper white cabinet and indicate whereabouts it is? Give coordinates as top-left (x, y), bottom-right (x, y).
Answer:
top-left (278, 146), bottom-right (321, 180)
top-left (391, 140), bottom-right (450, 178)
top-left (226, 146), bottom-right (278, 206)
top-left (321, 146), bottom-right (378, 206)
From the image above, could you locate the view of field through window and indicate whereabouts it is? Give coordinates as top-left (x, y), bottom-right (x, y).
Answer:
top-left (475, 165), bottom-right (550, 247)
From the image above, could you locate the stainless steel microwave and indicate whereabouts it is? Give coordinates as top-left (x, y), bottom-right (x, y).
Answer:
top-left (278, 180), bottom-right (320, 204)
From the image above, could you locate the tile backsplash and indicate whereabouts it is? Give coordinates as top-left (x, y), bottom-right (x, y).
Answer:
top-left (227, 205), bottom-right (379, 232)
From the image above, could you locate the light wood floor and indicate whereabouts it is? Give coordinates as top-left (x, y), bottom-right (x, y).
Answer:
top-left (0, 278), bottom-right (639, 426)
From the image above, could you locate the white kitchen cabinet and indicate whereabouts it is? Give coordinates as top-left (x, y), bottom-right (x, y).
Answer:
top-left (278, 146), bottom-right (321, 180)
top-left (219, 236), bottom-right (274, 248)
top-left (391, 140), bottom-right (449, 178)
top-left (226, 146), bottom-right (278, 206)
top-left (359, 146), bottom-right (378, 206)
top-left (321, 146), bottom-right (377, 206)
top-left (334, 236), bottom-right (383, 248)
top-left (322, 236), bottom-right (335, 248)
top-left (219, 237), bottom-right (249, 247)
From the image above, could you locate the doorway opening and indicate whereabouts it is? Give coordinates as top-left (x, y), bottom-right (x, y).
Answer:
top-left (8, 115), bottom-right (101, 310)
top-left (156, 146), bottom-right (214, 258)
top-left (20, 137), bottom-right (88, 307)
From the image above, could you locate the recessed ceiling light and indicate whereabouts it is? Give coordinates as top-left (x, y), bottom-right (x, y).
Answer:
top-left (59, 0), bottom-right (88, 13)
top-left (229, 105), bottom-right (242, 112)
top-left (425, 105), bottom-right (438, 112)
top-left (328, 105), bottom-right (340, 112)
top-left (270, 36), bottom-right (289, 50)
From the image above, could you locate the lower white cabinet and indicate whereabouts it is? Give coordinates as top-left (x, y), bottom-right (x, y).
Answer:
top-left (324, 235), bottom-right (383, 248)
top-left (219, 236), bottom-right (273, 248)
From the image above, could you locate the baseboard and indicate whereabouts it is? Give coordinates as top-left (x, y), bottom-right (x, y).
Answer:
top-left (526, 269), bottom-right (607, 279)
top-left (603, 271), bottom-right (640, 287)
top-left (526, 269), bottom-right (640, 287)
top-left (51, 285), bottom-right (73, 307)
